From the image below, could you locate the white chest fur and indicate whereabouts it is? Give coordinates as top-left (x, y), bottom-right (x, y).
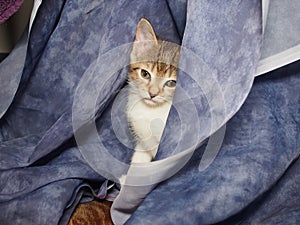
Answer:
top-left (127, 95), bottom-right (171, 162)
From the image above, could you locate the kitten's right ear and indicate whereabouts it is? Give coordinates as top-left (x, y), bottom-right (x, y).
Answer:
top-left (135, 18), bottom-right (158, 44)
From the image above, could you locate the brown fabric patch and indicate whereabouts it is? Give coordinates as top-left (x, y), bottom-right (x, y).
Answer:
top-left (68, 200), bottom-right (113, 225)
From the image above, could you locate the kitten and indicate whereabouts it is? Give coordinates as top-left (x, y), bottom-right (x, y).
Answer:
top-left (127, 18), bottom-right (180, 163)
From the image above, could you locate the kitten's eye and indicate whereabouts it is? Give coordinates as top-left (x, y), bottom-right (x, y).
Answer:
top-left (141, 69), bottom-right (151, 80)
top-left (165, 80), bottom-right (176, 88)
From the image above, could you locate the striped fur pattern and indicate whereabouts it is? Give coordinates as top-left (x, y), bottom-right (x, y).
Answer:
top-left (127, 18), bottom-right (180, 163)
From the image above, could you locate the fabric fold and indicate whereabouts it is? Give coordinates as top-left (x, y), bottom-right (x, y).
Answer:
top-left (111, 1), bottom-right (262, 223)
top-left (0, 0), bottom-right (299, 225)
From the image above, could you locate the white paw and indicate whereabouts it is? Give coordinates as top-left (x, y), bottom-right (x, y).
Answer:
top-left (131, 151), bottom-right (153, 163)
top-left (119, 174), bottom-right (127, 186)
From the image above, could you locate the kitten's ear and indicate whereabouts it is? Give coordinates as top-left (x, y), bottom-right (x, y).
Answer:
top-left (135, 18), bottom-right (158, 43)
top-left (131, 18), bottom-right (158, 61)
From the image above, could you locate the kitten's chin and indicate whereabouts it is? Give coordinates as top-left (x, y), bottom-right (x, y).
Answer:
top-left (143, 98), bottom-right (166, 107)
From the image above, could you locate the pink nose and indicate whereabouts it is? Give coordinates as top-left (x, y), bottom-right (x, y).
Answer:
top-left (149, 93), bottom-right (157, 99)
top-left (149, 86), bottom-right (159, 99)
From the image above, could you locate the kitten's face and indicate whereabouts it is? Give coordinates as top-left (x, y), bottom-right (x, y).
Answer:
top-left (128, 62), bottom-right (177, 106)
top-left (128, 18), bottom-right (180, 107)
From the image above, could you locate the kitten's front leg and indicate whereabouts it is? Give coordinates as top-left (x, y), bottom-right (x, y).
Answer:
top-left (131, 142), bottom-right (158, 163)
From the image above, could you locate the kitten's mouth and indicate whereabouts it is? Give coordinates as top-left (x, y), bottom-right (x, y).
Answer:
top-left (143, 98), bottom-right (160, 106)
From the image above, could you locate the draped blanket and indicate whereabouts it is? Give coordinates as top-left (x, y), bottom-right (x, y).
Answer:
top-left (0, 1), bottom-right (299, 224)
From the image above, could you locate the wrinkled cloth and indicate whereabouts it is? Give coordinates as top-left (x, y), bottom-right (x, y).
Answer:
top-left (0, 0), bottom-right (299, 225)
top-left (126, 61), bottom-right (300, 225)
top-left (256, 0), bottom-right (300, 75)
top-left (0, 0), bottom-right (24, 24)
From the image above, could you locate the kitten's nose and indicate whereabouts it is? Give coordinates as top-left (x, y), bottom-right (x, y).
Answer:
top-left (149, 86), bottom-right (159, 99)
top-left (149, 93), bottom-right (157, 99)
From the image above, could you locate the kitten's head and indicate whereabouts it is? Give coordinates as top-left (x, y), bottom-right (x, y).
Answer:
top-left (128, 18), bottom-right (180, 107)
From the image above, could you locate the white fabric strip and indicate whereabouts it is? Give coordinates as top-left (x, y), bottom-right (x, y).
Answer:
top-left (256, 44), bottom-right (300, 76)
top-left (29, 0), bottom-right (42, 33)
top-left (262, 0), bottom-right (269, 34)
top-left (256, 0), bottom-right (300, 76)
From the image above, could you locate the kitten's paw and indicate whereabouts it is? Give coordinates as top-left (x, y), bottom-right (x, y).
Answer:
top-left (119, 174), bottom-right (127, 186)
top-left (131, 151), bottom-right (153, 163)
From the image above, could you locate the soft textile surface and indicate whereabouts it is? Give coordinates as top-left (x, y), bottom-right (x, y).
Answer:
top-left (0, 1), bottom-right (299, 225)
top-left (110, 1), bottom-right (262, 223)
top-left (126, 61), bottom-right (300, 225)
top-left (68, 200), bottom-right (113, 225)
top-left (256, 0), bottom-right (300, 75)
top-left (0, 0), bottom-right (24, 24)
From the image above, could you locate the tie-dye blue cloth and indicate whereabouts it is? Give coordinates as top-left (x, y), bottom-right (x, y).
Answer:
top-left (0, 1), bottom-right (299, 225)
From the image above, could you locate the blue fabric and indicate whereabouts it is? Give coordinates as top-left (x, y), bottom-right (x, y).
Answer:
top-left (0, 0), bottom-right (299, 225)
top-left (126, 61), bottom-right (300, 225)
top-left (109, 1), bottom-right (263, 223)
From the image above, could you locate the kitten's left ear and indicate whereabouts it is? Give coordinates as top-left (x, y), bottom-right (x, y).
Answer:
top-left (135, 18), bottom-right (158, 44)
